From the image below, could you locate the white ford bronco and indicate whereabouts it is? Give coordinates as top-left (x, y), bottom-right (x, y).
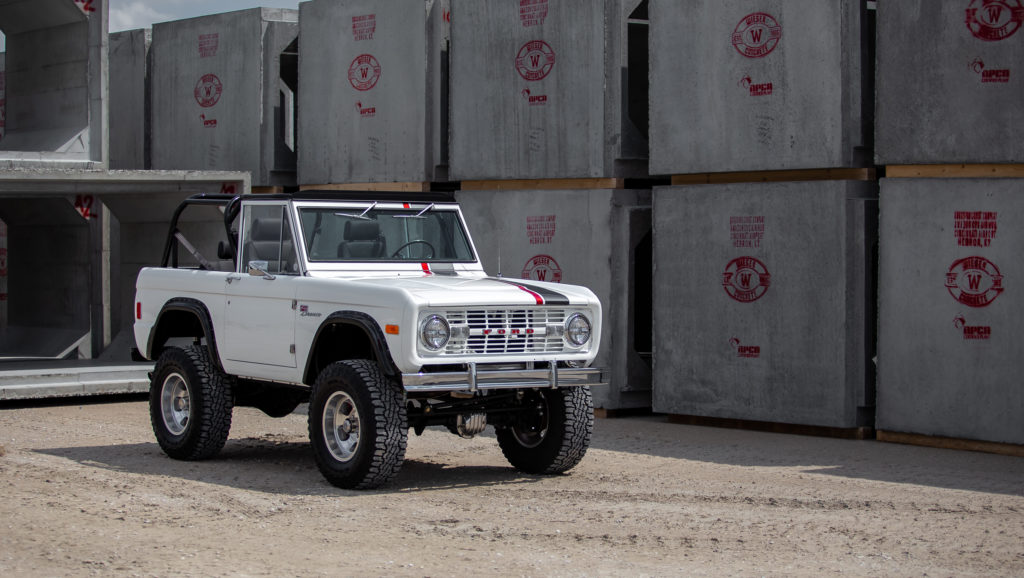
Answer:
top-left (133, 192), bottom-right (604, 489)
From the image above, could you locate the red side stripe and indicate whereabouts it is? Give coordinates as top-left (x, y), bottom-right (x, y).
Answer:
top-left (421, 262), bottom-right (432, 275)
top-left (514, 284), bottom-right (544, 305)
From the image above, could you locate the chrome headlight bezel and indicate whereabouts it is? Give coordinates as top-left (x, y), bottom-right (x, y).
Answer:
top-left (564, 312), bottom-right (592, 347)
top-left (419, 314), bottom-right (451, 351)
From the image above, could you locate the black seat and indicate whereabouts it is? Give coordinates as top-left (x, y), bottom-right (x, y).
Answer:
top-left (338, 220), bottom-right (386, 259)
top-left (244, 218), bottom-right (295, 273)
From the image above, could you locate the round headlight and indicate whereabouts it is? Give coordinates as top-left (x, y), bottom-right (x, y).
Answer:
top-left (565, 313), bottom-right (592, 347)
top-left (420, 315), bottom-right (450, 351)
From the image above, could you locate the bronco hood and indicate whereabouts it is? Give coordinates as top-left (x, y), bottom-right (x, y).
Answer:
top-left (343, 274), bottom-right (598, 308)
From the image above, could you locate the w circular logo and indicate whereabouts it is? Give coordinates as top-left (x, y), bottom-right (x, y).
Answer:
top-left (731, 12), bottom-right (782, 58)
top-left (722, 256), bottom-right (771, 303)
top-left (515, 40), bottom-right (556, 81)
top-left (945, 256), bottom-right (1004, 307)
top-left (966, 0), bottom-right (1023, 41)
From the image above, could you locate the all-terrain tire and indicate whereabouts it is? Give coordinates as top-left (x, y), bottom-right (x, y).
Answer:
top-left (149, 345), bottom-right (234, 460)
top-left (308, 360), bottom-right (407, 489)
top-left (497, 386), bottom-right (594, 475)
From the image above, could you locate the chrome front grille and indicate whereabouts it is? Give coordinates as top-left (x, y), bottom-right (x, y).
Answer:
top-left (443, 308), bottom-right (567, 355)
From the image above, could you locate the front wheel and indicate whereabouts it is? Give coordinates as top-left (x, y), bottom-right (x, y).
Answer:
top-left (149, 345), bottom-right (234, 460)
top-left (308, 360), bottom-right (408, 489)
top-left (497, 386), bottom-right (594, 475)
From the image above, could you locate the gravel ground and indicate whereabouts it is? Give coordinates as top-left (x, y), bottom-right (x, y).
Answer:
top-left (1, 398), bottom-right (1022, 576)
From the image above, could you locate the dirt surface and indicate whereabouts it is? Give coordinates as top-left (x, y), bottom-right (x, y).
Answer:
top-left (1, 399), bottom-right (1023, 577)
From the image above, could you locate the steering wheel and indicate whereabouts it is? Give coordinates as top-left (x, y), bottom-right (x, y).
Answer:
top-left (391, 240), bottom-right (435, 259)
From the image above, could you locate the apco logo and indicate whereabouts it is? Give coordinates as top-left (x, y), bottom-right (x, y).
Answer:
top-left (515, 40), bottom-right (556, 81)
top-left (722, 256), bottom-right (771, 303)
top-left (966, 0), bottom-right (1023, 41)
top-left (520, 0), bottom-right (548, 27)
top-left (348, 54), bottom-right (381, 91)
top-left (355, 101), bottom-right (376, 117)
top-left (953, 313), bottom-right (992, 340)
top-left (970, 58), bottom-right (1011, 83)
top-left (739, 75), bottom-right (773, 96)
top-left (731, 12), bottom-right (782, 58)
top-left (199, 114), bottom-right (217, 128)
top-left (521, 88), bottom-right (548, 106)
top-left (945, 256), bottom-right (1004, 307)
top-left (194, 74), bottom-right (223, 108)
top-left (729, 337), bottom-right (761, 358)
top-left (522, 254), bottom-right (562, 283)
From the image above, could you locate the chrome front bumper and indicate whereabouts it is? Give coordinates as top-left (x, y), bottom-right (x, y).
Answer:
top-left (402, 363), bottom-right (605, 393)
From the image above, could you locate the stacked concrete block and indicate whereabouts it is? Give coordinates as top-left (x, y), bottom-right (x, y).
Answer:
top-left (297, 0), bottom-right (449, 186)
top-left (0, 0), bottom-right (107, 168)
top-left (457, 188), bottom-right (652, 410)
top-left (151, 8), bottom-right (298, 187)
top-left (652, 181), bottom-right (876, 429)
top-left (878, 178), bottom-right (1024, 445)
top-left (108, 29), bottom-right (149, 170)
top-left (649, 0), bottom-right (872, 175)
top-left (449, 0), bottom-right (649, 180)
top-left (876, 1), bottom-right (1024, 164)
top-left (1, 52), bottom-right (6, 144)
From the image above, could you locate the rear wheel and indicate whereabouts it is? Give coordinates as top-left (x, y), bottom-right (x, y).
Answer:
top-left (149, 345), bottom-right (234, 460)
top-left (497, 386), bottom-right (594, 475)
top-left (308, 360), bottom-right (407, 489)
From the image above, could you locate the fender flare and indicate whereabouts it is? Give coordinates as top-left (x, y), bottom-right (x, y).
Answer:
top-left (148, 298), bottom-right (225, 372)
top-left (304, 311), bottom-right (400, 382)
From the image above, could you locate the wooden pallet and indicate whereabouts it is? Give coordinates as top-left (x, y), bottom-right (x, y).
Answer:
top-left (251, 186), bottom-right (284, 195)
top-left (594, 407), bottom-right (654, 419)
top-left (885, 164), bottom-right (1024, 178)
top-left (877, 430), bottom-right (1024, 457)
top-left (671, 167), bottom-right (876, 186)
top-left (299, 182), bottom-right (432, 192)
top-left (461, 177), bottom-right (625, 191)
top-left (667, 414), bottom-right (874, 440)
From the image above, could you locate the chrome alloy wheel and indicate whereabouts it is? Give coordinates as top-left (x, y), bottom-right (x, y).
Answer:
top-left (160, 372), bottom-right (191, 436)
top-left (323, 391), bottom-right (361, 462)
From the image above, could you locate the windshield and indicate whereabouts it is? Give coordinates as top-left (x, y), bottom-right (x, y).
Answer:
top-left (298, 205), bottom-right (476, 263)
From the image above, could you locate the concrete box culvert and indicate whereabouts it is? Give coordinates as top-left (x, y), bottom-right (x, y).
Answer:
top-left (878, 177), bottom-right (1024, 445)
top-left (449, 0), bottom-right (650, 181)
top-left (649, 0), bottom-right (873, 175)
top-left (297, 0), bottom-right (449, 186)
top-left (652, 181), bottom-right (877, 429)
top-left (108, 29), bottom-right (150, 171)
top-left (875, 1), bottom-right (1024, 165)
top-left (150, 8), bottom-right (298, 187)
top-left (456, 187), bottom-right (653, 411)
top-left (0, 0), bottom-right (107, 169)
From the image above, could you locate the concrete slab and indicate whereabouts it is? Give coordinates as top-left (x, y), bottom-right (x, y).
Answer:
top-left (449, 0), bottom-right (648, 180)
top-left (0, 360), bottom-right (152, 400)
top-left (652, 181), bottom-right (876, 429)
top-left (878, 177), bottom-right (1024, 445)
top-left (151, 8), bottom-right (298, 186)
top-left (876, 1), bottom-right (1024, 164)
top-left (649, 0), bottom-right (872, 174)
top-left (0, 0), bottom-right (107, 168)
top-left (457, 187), bottom-right (653, 410)
top-left (297, 0), bottom-right (448, 185)
top-left (109, 29), bottom-right (150, 170)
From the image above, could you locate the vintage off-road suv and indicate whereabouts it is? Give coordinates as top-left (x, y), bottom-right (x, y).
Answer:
top-left (133, 192), bottom-right (604, 489)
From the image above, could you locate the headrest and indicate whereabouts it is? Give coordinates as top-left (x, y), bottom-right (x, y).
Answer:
top-left (251, 218), bottom-right (282, 241)
top-left (344, 220), bottom-right (380, 241)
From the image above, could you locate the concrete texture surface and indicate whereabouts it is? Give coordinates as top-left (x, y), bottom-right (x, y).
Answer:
top-left (649, 0), bottom-right (871, 174)
top-left (457, 187), bottom-right (653, 410)
top-left (876, 1), bottom-right (1024, 164)
top-left (108, 29), bottom-right (149, 170)
top-left (878, 177), bottom-right (1024, 445)
top-left (449, 0), bottom-right (648, 180)
top-left (652, 181), bottom-right (876, 428)
top-left (297, 0), bottom-right (448, 185)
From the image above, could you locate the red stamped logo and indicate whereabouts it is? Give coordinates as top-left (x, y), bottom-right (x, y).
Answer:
top-left (520, 0), bottom-right (548, 27)
top-left (515, 40), bottom-right (556, 81)
top-left (731, 12), bottom-right (782, 58)
top-left (348, 54), bottom-right (381, 91)
top-left (946, 256), bottom-right (1004, 307)
top-left (522, 254), bottom-right (562, 283)
top-left (966, 0), bottom-right (1023, 41)
top-left (194, 74), bottom-right (223, 108)
top-left (723, 257), bottom-right (771, 303)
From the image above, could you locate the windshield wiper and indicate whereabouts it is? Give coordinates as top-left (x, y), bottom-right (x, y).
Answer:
top-left (335, 202), bottom-right (377, 220)
top-left (393, 203), bottom-right (435, 219)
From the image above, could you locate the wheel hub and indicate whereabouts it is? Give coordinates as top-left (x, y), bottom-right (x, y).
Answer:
top-left (323, 391), bottom-right (361, 463)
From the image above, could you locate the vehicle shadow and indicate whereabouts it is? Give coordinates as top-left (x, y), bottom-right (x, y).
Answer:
top-left (588, 416), bottom-right (1024, 497)
top-left (34, 436), bottom-right (542, 496)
